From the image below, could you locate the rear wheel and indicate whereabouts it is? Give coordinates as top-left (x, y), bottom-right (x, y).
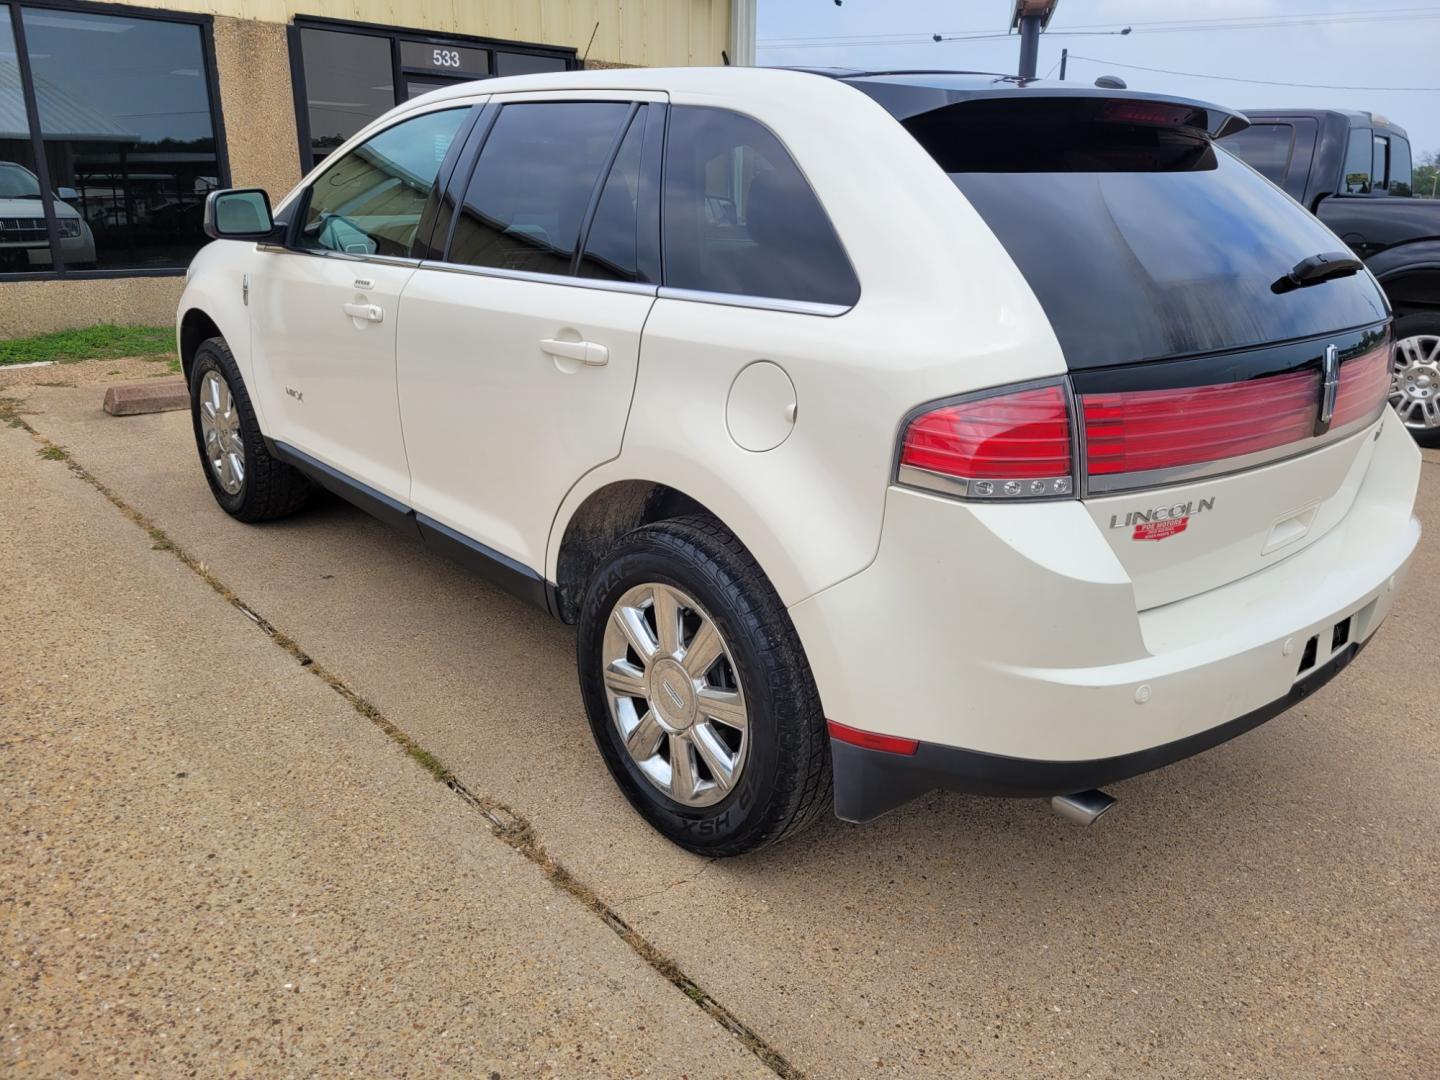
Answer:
top-left (577, 516), bottom-right (831, 856)
top-left (189, 336), bottom-right (313, 522)
top-left (1390, 314), bottom-right (1440, 446)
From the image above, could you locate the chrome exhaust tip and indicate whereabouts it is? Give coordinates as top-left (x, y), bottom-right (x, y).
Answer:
top-left (1051, 789), bottom-right (1117, 826)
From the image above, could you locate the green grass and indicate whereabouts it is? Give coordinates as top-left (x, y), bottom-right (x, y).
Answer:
top-left (0, 324), bottom-right (173, 366)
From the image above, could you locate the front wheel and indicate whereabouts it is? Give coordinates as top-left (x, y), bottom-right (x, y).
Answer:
top-left (576, 516), bottom-right (832, 857)
top-left (1390, 314), bottom-right (1440, 446)
top-left (189, 336), bottom-right (313, 522)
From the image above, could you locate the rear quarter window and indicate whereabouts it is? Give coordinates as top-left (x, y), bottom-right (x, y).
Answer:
top-left (661, 106), bottom-right (859, 308)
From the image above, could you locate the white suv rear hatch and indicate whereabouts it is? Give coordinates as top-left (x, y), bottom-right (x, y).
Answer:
top-left (873, 86), bottom-right (1392, 609)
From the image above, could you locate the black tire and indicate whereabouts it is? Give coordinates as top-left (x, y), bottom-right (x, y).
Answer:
top-left (188, 336), bottom-right (314, 522)
top-left (577, 515), bottom-right (832, 857)
top-left (1393, 313), bottom-right (1440, 447)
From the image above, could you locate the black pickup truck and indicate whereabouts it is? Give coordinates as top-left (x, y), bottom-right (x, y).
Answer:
top-left (1222, 109), bottom-right (1440, 443)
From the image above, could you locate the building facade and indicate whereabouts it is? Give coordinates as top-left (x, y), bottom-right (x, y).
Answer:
top-left (0, 0), bottom-right (744, 337)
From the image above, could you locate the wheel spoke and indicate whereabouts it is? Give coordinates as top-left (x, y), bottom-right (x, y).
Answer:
top-left (651, 585), bottom-right (682, 657)
top-left (612, 605), bottom-right (657, 663)
top-left (696, 687), bottom-right (747, 730)
top-left (669, 733), bottom-right (697, 801)
top-left (229, 452), bottom-right (245, 487)
top-left (691, 722), bottom-right (736, 792)
top-left (625, 710), bottom-right (665, 760)
top-left (604, 661), bottom-right (647, 699)
top-left (218, 452), bottom-right (234, 490)
top-left (680, 617), bottom-right (723, 679)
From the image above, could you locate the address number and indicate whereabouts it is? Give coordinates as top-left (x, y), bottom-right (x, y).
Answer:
top-left (433, 48), bottom-right (461, 68)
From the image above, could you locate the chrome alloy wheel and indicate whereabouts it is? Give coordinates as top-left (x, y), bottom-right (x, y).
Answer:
top-left (601, 582), bottom-right (749, 808)
top-left (1390, 334), bottom-right (1440, 432)
top-left (198, 369), bottom-right (245, 495)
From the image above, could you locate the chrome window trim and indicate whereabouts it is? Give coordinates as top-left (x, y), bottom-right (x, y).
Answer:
top-left (656, 286), bottom-right (851, 318)
top-left (1083, 405), bottom-right (1387, 495)
top-left (255, 244), bottom-right (421, 269)
top-left (417, 259), bottom-right (658, 296)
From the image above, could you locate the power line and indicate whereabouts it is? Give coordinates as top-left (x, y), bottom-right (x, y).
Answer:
top-left (758, 6), bottom-right (1440, 50)
top-left (1065, 55), bottom-right (1440, 92)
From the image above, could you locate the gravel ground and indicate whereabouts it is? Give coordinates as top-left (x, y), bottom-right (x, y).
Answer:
top-left (2, 360), bottom-right (1437, 1078)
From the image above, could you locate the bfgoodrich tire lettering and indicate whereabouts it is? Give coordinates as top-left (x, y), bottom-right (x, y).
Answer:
top-left (577, 515), bottom-right (832, 856)
top-left (189, 336), bottom-right (313, 522)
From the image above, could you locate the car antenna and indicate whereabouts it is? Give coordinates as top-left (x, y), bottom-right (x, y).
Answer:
top-left (581, 21), bottom-right (599, 67)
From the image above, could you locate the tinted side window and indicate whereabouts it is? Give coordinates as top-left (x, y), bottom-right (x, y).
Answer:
top-left (578, 109), bottom-right (647, 282)
top-left (662, 106), bottom-right (859, 307)
top-left (449, 102), bottom-right (630, 275)
top-left (1222, 123), bottom-right (1293, 185)
top-left (299, 109), bottom-right (467, 257)
top-left (1343, 131), bottom-right (1372, 194)
top-left (1390, 137), bottom-right (1414, 196)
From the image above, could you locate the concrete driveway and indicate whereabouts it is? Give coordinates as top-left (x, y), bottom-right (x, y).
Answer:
top-left (3, 365), bottom-right (1437, 1078)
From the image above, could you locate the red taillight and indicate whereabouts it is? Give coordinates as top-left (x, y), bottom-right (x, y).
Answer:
top-left (1081, 369), bottom-right (1320, 479)
top-left (1100, 100), bottom-right (1204, 128)
top-left (898, 384), bottom-right (1074, 498)
top-left (1332, 342), bottom-right (1392, 429)
top-left (827, 720), bottom-right (918, 756)
top-left (896, 335), bottom-right (1391, 500)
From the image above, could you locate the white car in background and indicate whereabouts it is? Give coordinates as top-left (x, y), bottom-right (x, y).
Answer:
top-left (176, 68), bottom-right (1421, 855)
top-left (0, 160), bottom-right (95, 270)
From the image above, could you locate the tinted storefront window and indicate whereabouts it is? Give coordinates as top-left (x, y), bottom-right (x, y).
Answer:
top-left (2, 4), bottom-right (222, 275)
top-left (294, 22), bottom-right (575, 172)
top-left (1, 7), bottom-right (50, 273)
top-left (299, 28), bottom-right (394, 165)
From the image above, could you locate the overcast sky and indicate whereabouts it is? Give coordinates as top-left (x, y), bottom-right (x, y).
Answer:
top-left (758, 1), bottom-right (1440, 157)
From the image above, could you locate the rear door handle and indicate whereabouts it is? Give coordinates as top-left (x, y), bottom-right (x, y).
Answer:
top-left (539, 338), bottom-right (608, 367)
top-left (342, 302), bottom-right (384, 323)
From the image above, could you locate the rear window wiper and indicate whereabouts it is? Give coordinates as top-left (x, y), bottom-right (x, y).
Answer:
top-left (1272, 251), bottom-right (1363, 293)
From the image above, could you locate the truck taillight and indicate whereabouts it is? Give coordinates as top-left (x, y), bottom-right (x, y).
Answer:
top-left (897, 383), bottom-right (1075, 500)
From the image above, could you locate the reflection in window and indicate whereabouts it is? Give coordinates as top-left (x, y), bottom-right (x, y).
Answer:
top-left (449, 102), bottom-right (629, 276)
top-left (578, 108), bottom-right (646, 282)
top-left (8, 6), bottom-right (220, 273)
top-left (1343, 133), bottom-right (1372, 194)
top-left (299, 28), bottom-right (395, 166)
top-left (298, 108), bottom-right (466, 257)
top-left (1, 7), bottom-right (62, 274)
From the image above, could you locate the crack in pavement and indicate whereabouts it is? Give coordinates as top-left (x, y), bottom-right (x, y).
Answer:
top-left (3, 397), bottom-right (804, 1080)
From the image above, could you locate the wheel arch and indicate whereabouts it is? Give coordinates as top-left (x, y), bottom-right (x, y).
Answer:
top-left (549, 479), bottom-right (720, 624)
top-left (178, 308), bottom-right (223, 384)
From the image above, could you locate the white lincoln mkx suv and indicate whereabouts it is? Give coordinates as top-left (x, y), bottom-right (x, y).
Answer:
top-left (178, 68), bottom-right (1421, 854)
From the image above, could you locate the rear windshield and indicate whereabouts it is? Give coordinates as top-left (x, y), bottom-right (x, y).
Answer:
top-left (902, 100), bottom-right (1386, 369)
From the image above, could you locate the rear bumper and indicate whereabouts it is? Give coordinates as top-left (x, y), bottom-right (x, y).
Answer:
top-left (790, 409), bottom-right (1422, 821)
top-left (832, 638), bottom-right (1366, 821)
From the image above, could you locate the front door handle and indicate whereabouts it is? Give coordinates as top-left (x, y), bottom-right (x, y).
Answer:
top-left (539, 338), bottom-right (608, 367)
top-left (342, 301), bottom-right (384, 323)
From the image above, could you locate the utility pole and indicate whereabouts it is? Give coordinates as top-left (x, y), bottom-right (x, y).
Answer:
top-left (1010, 1), bottom-right (1061, 80)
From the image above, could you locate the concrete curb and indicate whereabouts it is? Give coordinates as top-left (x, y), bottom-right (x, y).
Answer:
top-left (103, 378), bottom-right (188, 417)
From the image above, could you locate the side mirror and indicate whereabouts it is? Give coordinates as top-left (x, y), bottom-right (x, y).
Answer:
top-left (55, 186), bottom-right (79, 202)
top-left (204, 188), bottom-right (278, 241)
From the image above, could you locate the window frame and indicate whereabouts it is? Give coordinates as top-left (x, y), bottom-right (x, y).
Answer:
top-left (419, 89), bottom-right (666, 297)
top-left (287, 16), bottom-right (578, 175)
top-left (0, 0), bottom-right (230, 281)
